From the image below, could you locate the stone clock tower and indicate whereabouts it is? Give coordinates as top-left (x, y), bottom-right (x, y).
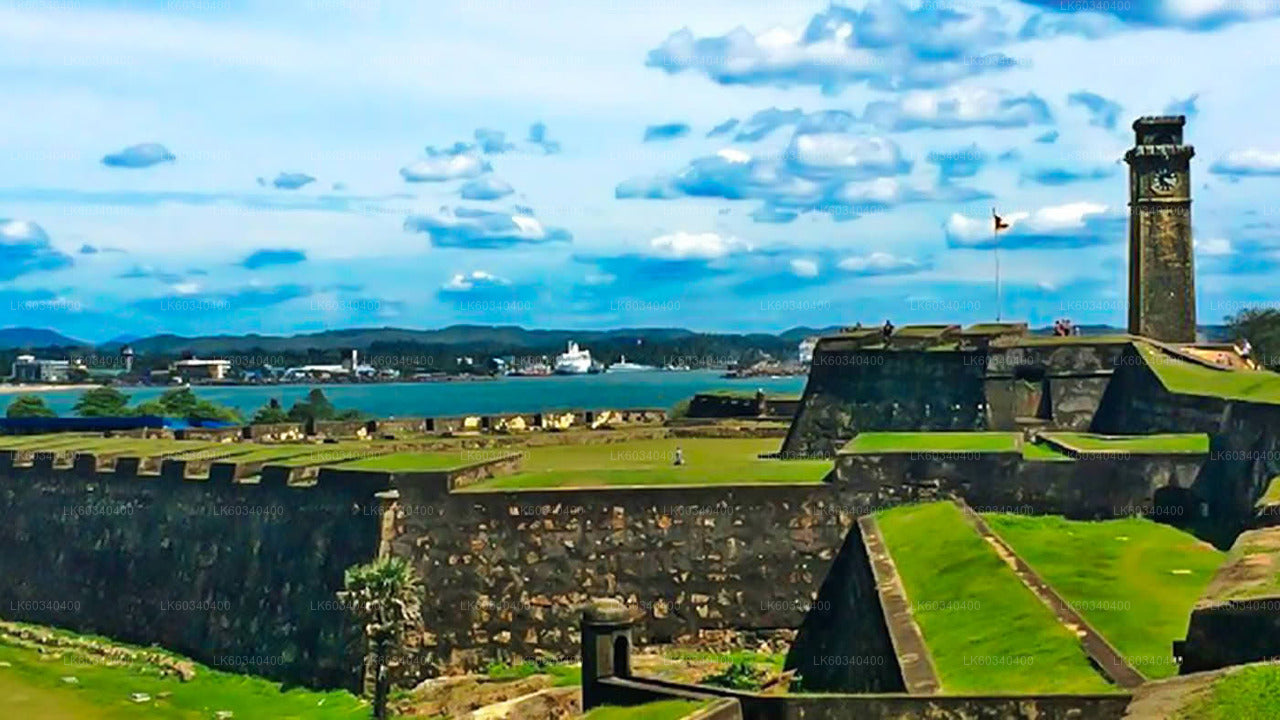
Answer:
top-left (1125, 115), bottom-right (1197, 343)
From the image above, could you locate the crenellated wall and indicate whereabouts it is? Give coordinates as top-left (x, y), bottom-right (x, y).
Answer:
top-left (0, 450), bottom-right (390, 690)
top-left (0, 447), bottom-right (893, 690)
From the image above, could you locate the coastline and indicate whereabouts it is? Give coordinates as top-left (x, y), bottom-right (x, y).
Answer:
top-left (0, 384), bottom-right (101, 395)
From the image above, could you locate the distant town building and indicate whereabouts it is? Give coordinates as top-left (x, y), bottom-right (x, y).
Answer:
top-left (171, 357), bottom-right (231, 383)
top-left (282, 358), bottom-right (378, 382)
top-left (10, 354), bottom-right (72, 383)
top-left (798, 336), bottom-right (819, 365)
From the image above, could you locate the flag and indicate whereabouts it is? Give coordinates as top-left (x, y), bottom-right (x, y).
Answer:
top-left (993, 210), bottom-right (1010, 232)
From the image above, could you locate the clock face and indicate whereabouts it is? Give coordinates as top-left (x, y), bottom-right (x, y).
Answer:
top-left (1151, 169), bottom-right (1180, 194)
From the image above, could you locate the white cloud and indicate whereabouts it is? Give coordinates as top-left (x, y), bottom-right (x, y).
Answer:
top-left (863, 87), bottom-right (1052, 131)
top-left (400, 152), bottom-right (490, 182)
top-left (785, 134), bottom-right (909, 179)
top-left (443, 270), bottom-right (508, 291)
top-left (645, 3), bottom-right (1020, 92)
top-left (647, 231), bottom-right (752, 260)
top-left (946, 202), bottom-right (1116, 249)
top-left (404, 207), bottom-right (571, 248)
top-left (1196, 237), bottom-right (1233, 256)
top-left (837, 252), bottom-right (920, 275)
top-left (835, 177), bottom-right (905, 206)
top-left (789, 258), bottom-right (819, 277)
top-left (1210, 149), bottom-right (1280, 176)
top-left (583, 272), bottom-right (616, 286)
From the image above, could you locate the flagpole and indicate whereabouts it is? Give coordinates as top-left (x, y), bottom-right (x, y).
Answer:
top-left (993, 207), bottom-right (1002, 323)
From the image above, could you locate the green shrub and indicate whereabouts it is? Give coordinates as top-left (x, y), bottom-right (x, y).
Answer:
top-left (701, 659), bottom-right (765, 690)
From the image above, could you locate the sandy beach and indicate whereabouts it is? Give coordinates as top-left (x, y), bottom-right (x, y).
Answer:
top-left (0, 384), bottom-right (101, 395)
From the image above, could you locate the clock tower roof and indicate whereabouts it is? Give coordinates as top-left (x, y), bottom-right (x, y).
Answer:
top-left (1133, 115), bottom-right (1187, 146)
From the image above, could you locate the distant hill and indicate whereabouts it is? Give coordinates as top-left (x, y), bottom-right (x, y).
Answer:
top-left (0, 322), bottom-right (1236, 357)
top-left (106, 326), bottom-right (718, 355)
top-left (0, 327), bottom-right (87, 350)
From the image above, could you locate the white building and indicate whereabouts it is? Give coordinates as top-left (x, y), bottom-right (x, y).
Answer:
top-left (171, 358), bottom-right (232, 382)
top-left (798, 336), bottom-right (820, 365)
top-left (10, 355), bottom-right (71, 383)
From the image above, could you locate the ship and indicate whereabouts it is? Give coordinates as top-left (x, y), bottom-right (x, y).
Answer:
top-left (608, 355), bottom-right (656, 373)
top-left (553, 341), bottom-right (593, 375)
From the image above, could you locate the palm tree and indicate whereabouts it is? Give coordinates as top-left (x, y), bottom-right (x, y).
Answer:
top-left (338, 556), bottom-right (423, 720)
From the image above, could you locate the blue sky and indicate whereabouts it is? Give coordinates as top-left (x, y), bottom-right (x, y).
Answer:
top-left (1, 0), bottom-right (1279, 341)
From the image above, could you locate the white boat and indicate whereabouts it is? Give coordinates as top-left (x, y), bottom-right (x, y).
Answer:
top-left (553, 341), bottom-right (593, 375)
top-left (608, 355), bottom-right (656, 373)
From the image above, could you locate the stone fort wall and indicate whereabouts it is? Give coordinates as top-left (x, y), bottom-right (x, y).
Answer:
top-left (386, 477), bottom-right (890, 686)
top-left (0, 449), bottom-right (898, 690)
top-left (0, 451), bottom-right (387, 690)
top-left (782, 339), bottom-right (1131, 457)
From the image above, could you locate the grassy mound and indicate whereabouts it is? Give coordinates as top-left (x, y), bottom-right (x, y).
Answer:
top-left (0, 624), bottom-right (366, 719)
top-left (1200, 527), bottom-right (1280, 604)
top-left (582, 701), bottom-right (707, 720)
top-left (842, 432), bottom-right (1020, 454)
top-left (1139, 342), bottom-right (1280, 404)
top-left (1021, 442), bottom-right (1074, 462)
top-left (337, 451), bottom-right (492, 472)
top-left (1041, 432), bottom-right (1208, 454)
top-left (1175, 663), bottom-right (1280, 719)
top-left (984, 514), bottom-right (1223, 679)
top-left (462, 438), bottom-right (828, 490)
top-left (875, 502), bottom-right (1111, 693)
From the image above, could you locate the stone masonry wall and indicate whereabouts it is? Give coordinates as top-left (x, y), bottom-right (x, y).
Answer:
top-left (784, 347), bottom-right (988, 458)
top-left (0, 454), bottom-right (386, 690)
top-left (1093, 348), bottom-right (1280, 523)
top-left (784, 340), bottom-right (1127, 458)
top-left (386, 479), bottom-right (880, 684)
top-left (834, 452), bottom-right (1203, 519)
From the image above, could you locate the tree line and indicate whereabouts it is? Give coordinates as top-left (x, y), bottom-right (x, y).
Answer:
top-left (4, 387), bottom-right (363, 424)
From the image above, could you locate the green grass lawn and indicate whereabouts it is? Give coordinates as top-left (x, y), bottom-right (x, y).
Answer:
top-left (842, 432), bottom-right (1021, 454)
top-left (661, 648), bottom-right (786, 672)
top-left (167, 445), bottom-right (261, 462)
top-left (1140, 342), bottom-right (1280, 404)
top-left (0, 636), bottom-right (367, 720)
top-left (336, 451), bottom-right (481, 472)
top-left (89, 440), bottom-right (220, 458)
top-left (462, 438), bottom-right (828, 490)
top-left (208, 445), bottom-right (327, 465)
top-left (875, 502), bottom-right (1112, 694)
top-left (0, 436), bottom-right (216, 458)
top-left (0, 433), bottom-right (102, 449)
top-left (983, 513), bottom-right (1224, 679)
top-left (484, 659), bottom-right (581, 687)
top-left (1259, 476), bottom-right (1280, 508)
top-left (1175, 663), bottom-right (1280, 719)
top-left (8, 434), bottom-right (117, 451)
top-left (1041, 432), bottom-right (1209, 454)
top-left (1201, 530), bottom-right (1280, 603)
top-left (963, 323), bottom-right (1027, 334)
top-left (269, 447), bottom-right (389, 468)
top-left (581, 700), bottom-right (706, 720)
top-left (892, 324), bottom-right (956, 337)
